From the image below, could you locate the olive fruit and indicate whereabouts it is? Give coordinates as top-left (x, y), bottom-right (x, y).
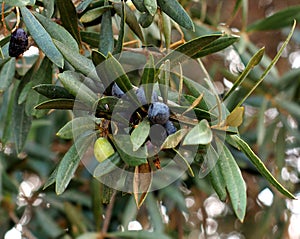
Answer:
top-left (9, 28), bottom-right (28, 57)
top-left (148, 102), bottom-right (170, 125)
top-left (164, 120), bottom-right (177, 135)
top-left (111, 83), bottom-right (125, 98)
top-left (94, 137), bottom-right (115, 162)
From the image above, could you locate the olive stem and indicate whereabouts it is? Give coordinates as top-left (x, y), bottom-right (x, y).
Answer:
top-left (11, 7), bottom-right (20, 32)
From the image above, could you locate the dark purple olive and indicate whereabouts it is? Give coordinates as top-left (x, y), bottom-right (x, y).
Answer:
top-left (9, 28), bottom-right (28, 57)
top-left (148, 102), bottom-right (170, 125)
top-left (164, 120), bottom-right (177, 135)
top-left (111, 83), bottom-right (125, 98)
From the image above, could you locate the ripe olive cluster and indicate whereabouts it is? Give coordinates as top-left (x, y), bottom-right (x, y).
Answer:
top-left (94, 83), bottom-right (177, 162)
top-left (112, 83), bottom-right (177, 137)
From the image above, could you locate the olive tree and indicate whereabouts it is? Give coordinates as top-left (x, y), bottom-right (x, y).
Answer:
top-left (0, 0), bottom-right (299, 238)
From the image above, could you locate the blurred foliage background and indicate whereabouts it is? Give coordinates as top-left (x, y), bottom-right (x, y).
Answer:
top-left (0, 0), bottom-right (300, 238)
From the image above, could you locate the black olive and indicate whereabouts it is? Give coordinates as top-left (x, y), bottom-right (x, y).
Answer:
top-left (9, 28), bottom-right (28, 57)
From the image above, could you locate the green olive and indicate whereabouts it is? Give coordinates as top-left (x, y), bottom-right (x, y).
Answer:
top-left (94, 137), bottom-right (115, 162)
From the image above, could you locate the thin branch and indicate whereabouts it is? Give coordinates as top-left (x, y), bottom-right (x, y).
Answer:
top-left (101, 189), bottom-right (118, 238)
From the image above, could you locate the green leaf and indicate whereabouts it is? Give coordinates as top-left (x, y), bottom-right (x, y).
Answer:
top-left (113, 1), bottom-right (125, 55)
top-left (33, 11), bottom-right (79, 52)
top-left (113, 2), bottom-right (144, 42)
top-left (92, 50), bottom-right (107, 66)
top-left (18, 82), bottom-right (33, 105)
top-left (57, 116), bottom-right (95, 140)
top-left (139, 11), bottom-right (155, 28)
top-left (236, 20), bottom-right (296, 108)
top-left (225, 106), bottom-right (244, 127)
top-left (141, 54), bottom-right (155, 103)
top-left (207, 146), bottom-right (227, 201)
top-left (56, 0), bottom-right (82, 47)
top-left (1, 87), bottom-right (16, 144)
top-left (0, 35), bottom-right (10, 48)
top-left (112, 135), bottom-right (147, 166)
top-left (0, 58), bottom-right (16, 92)
top-left (76, 0), bottom-right (95, 13)
top-left (3, 67), bottom-right (33, 144)
top-left (35, 99), bottom-right (84, 110)
top-left (161, 129), bottom-right (187, 149)
top-left (231, 135), bottom-right (295, 199)
top-left (99, 0), bottom-right (114, 55)
top-left (257, 98), bottom-right (268, 147)
top-left (223, 47), bottom-right (265, 102)
top-left (169, 105), bottom-right (213, 123)
top-left (173, 148), bottom-right (194, 177)
top-left (106, 231), bottom-right (172, 239)
top-left (219, 145), bottom-right (247, 222)
top-left (192, 35), bottom-right (239, 58)
top-left (4, 0), bottom-right (35, 7)
top-left (144, 0), bottom-right (157, 16)
top-left (156, 34), bottom-right (221, 67)
top-left (58, 71), bottom-right (98, 107)
top-left (157, 0), bottom-right (194, 31)
top-left (161, 12), bottom-right (171, 49)
top-left (56, 134), bottom-right (94, 195)
top-left (105, 53), bottom-right (140, 106)
top-left (33, 84), bottom-right (75, 99)
top-left (96, 96), bottom-right (119, 113)
top-left (91, 179), bottom-right (103, 231)
top-left (247, 6), bottom-right (300, 31)
top-left (145, 193), bottom-right (164, 232)
top-left (43, 167), bottom-right (58, 189)
top-left (182, 75), bottom-right (221, 117)
top-left (20, 7), bottom-right (64, 68)
top-left (81, 31), bottom-right (100, 48)
top-left (80, 6), bottom-right (112, 23)
top-left (131, 0), bottom-right (147, 12)
top-left (93, 152), bottom-right (121, 178)
top-left (13, 83), bottom-right (32, 153)
top-left (25, 57), bottom-right (53, 118)
top-left (183, 119), bottom-right (213, 145)
top-left (131, 119), bottom-right (150, 151)
top-left (158, 59), bottom-right (170, 104)
top-left (43, 0), bottom-right (55, 18)
top-left (53, 39), bottom-right (99, 81)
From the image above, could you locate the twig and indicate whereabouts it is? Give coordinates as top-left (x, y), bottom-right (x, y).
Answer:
top-left (11, 7), bottom-right (20, 32)
top-left (1, 2), bottom-right (7, 35)
top-left (177, 209), bottom-right (184, 239)
top-left (101, 189), bottom-right (118, 237)
top-left (8, 210), bottom-right (37, 239)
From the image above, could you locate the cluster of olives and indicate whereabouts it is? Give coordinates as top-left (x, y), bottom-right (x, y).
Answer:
top-left (112, 83), bottom-right (176, 135)
top-left (9, 28), bottom-right (28, 57)
top-left (94, 83), bottom-right (177, 162)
